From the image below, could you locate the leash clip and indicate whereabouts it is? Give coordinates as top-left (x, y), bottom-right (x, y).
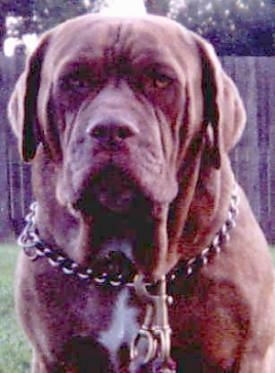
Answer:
top-left (130, 275), bottom-right (176, 372)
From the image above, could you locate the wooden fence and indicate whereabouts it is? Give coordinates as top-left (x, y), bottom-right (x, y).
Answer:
top-left (225, 57), bottom-right (275, 244)
top-left (0, 53), bottom-right (274, 243)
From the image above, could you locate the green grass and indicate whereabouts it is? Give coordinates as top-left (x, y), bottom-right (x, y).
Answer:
top-left (0, 244), bottom-right (274, 373)
top-left (0, 244), bottom-right (31, 373)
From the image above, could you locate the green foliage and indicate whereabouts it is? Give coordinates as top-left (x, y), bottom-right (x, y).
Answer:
top-left (1, 0), bottom-right (274, 55)
top-left (176, 0), bottom-right (274, 55)
top-left (6, 0), bottom-right (94, 37)
top-left (0, 245), bottom-right (31, 373)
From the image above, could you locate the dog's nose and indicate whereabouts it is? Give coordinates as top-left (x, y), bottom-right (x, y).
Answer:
top-left (87, 120), bottom-right (139, 145)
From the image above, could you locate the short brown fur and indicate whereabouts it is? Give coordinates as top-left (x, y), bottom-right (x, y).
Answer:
top-left (9, 14), bottom-right (275, 372)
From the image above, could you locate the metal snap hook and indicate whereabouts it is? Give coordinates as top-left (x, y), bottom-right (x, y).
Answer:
top-left (130, 274), bottom-right (176, 372)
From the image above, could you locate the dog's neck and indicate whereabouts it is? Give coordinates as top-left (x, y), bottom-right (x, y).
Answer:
top-left (19, 185), bottom-right (238, 291)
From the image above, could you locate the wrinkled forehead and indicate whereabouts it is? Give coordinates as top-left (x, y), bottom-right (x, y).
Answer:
top-left (44, 14), bottom-right (200, 78)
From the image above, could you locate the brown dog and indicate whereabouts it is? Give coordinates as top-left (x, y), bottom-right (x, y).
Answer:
top-left (8, 14), bottom-right (275, 372)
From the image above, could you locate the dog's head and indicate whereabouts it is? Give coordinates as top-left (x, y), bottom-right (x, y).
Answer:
top-left (8, 14), bottom-right (246, 276)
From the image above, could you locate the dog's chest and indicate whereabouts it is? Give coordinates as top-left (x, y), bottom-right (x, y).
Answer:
top-left (97, 288), bottom-right (140, 360)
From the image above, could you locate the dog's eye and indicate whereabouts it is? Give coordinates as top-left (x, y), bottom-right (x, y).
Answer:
top-left (60, 70), bottom-right (102, 93)
top-left (143, 72), bottom-right (173, 90)
top-left (153, 74), bottom-right (173, 89)
top-left (65, 76), bottom-right (91, 91)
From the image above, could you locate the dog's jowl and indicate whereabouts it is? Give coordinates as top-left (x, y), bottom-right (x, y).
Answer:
top-left (9, 14), bottom-right (275, 372)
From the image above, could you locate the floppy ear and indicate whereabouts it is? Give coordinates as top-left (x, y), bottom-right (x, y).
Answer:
top-left (8, 35), bottom-right (50, 162)
top-left (195, 34), bottom-right (246, 168)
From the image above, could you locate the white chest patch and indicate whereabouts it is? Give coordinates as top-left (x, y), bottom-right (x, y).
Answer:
top-left (98, 288), bottom-right (139, 360)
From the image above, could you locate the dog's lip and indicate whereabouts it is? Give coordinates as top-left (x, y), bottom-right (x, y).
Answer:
top-left (94, 188), bottom-right (136, 213)
top-left (72, 165), bottom-right (139, 215)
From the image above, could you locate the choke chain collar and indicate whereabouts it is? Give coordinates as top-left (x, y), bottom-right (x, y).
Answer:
top-left (18, 190), bottom-right (239, 288)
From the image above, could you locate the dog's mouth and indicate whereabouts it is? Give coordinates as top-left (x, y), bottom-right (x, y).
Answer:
top-left (74, 166), bottom-right (140, 215)
top-left (64, 164), bottom-right (170, 277)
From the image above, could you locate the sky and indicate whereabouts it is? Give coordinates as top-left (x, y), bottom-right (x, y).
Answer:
top-left (100, 0), bottom-right (147, 16)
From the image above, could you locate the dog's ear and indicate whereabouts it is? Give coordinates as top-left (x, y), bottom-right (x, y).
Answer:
top-left (194, 34), bottom-right (246, 169)
top-left (7, 34), bottom-right (50, 162)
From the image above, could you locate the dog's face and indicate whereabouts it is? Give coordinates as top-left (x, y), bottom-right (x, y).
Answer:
top-left (8, 14), bottom-right (246, 275)
top-left (52, 17), bottom-right (186, 214)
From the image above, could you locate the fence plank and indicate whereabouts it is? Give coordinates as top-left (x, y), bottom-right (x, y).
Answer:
top-left (261, 57), bottom-right (275, 243)
top-left (0, 55), bottom-right (13, 239)
top-left (223, 57), bottom-right (261, 217)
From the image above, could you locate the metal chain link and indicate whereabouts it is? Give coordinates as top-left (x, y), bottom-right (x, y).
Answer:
top-left (18, 190), bottom-right (239, 288)
top-left (168, 190), bottom-right (239, 283)
top-left (17, 202), bottom-right (135, 287)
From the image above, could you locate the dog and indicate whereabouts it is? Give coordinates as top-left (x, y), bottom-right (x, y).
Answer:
top-left (8, 13), bottom-right (275, 372)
